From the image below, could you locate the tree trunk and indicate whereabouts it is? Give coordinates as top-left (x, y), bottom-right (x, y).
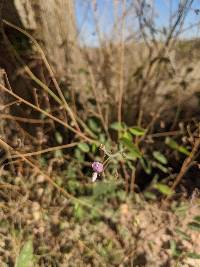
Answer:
top-left (0, 0), bottom-right (81, 139)
top-left (1, 0), bottom-right (78, 77)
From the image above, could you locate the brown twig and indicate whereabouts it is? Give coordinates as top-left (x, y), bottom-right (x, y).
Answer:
top-left (10, 142), bottom-right (78, 159)
top-left (0, 114), bottom-right (51, 124)
top-left (118, 0), bottom-right (126, 126)
top-left (3, 20), bottom-right (81, 132)
top-left (130, 167), bottom-right (136, 193)
top-left (167, 137), bottom-right (200, 199)
top-left (0, 83), bottom-right (95, 143)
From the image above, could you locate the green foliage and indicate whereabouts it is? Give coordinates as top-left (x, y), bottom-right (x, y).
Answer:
top-left (120, 137), bottom-right (141, 159)
top-left (186, 252), bottom-right (200, 259)
top-left (3, 16), bottom-right (200, 267)
top-left (172, 202), bottom-right (189, 217)
top-left (92, 181), bottom-right (117, 200)
top-left (15, 239), bottom-right (34, 267)
top-left (165, 137), bottom-right (190, 155)
top-left (170, 240), bottom-right (181, 258)
top-left (88, 118), bottom-right (101, 133)
top-left (187, 221), bottom-right (200, 232)
top-left (129, 126), bottom-right (145, 136)
top-left (187, 213), bottom-right (200, 233)
top-left (175, 228), bottom-right (191, 241)
top-left (153, 151), bottom-right (168, 165)
top-left (74, 148), bottom-right (84, 162)
top-left (54, 149), bottom-right (63, 158)
top-left (110, 123), bottom-right (145, 137)
top-left (143, 191), bottom-right (157, 200)
top-left (80, 118), bottom-right (174, 180)
top-left (73, 202), bottom-right (85, 221)
top-left (154, 183), bottom-right (173, 196)
top-left (193, 215), bottom-right (200, 223)
top-left (78, 143), bottom-right (90, 153)
top-left (153, 162), bottom-right (168, 173)
top-left (68, 180), bottom-right (80, 194)
top-left (140, 156), bottom-right (152, 174)
top-left (110, 122), bottom-right (125, 131)
top-left (55, 131), bottom-right (63, 144)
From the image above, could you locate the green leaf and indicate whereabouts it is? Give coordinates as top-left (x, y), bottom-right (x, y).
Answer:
top-left (88, 119), bottom-right (101, 133)
top-left (153, 151), bottom-right (168, 165)
top-left (54, 150), bottom-right (63, 158)
top-left (120, 137), bottom-right (141, 158)
top-left (126, 161), bottom-right (136, 170)
top-left (78, 120), bottom-right (98, 139)
top-left (186, 252), bottom-right (200, 259)
top-left (55, 132), bottom-right (63, 144)
top-left (178, 146), bottom-right (190, 156)
top-left (170, 240), bottom-right (177, 257)
top-left (129, 126), bottom-right (145, 136)
top-left (187, 222), bottom-right (200, 232)
top-left (91, 143), bottom-right (97, 153)
top-left (154, 183), bottom-right (173, 196)
top-left (144, 191), bottom-right (157, 200)
top-left (125, 152), bottom-right (138, 161)
top-left (74, 148), bottom-right (84, 161)
top-left (175, 228), bottom-right (191, 241)
top-left (165, 137), bottom-right (190, 155)
top-left (169, 240), bottom-right (181, 257)
top-left (153, 162), bottom-right (168, 173)
top-left (122, 131), bottom-right (132, 141)
top-left (193, 216), bottom-right (200, 223)
top-left (78, 143), bottom-right (90, 153)
top-left (140, 157), bottom-right (152, 174)
top-left (110, 122), bottom-right (125, 131)
top-left (172, 203), bottom-right (189, 216)
top-left (99, 133), bottom-right (106, 144)
top-left (74, 203), bottom-right (85, 220)
top-left (16, 239), bottom-right (34, 267)
top-left (165, 137), bottom-right (178, 149)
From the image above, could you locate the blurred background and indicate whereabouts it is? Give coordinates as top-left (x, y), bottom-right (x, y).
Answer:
top-left (0, 1), bottom-right (200, 266)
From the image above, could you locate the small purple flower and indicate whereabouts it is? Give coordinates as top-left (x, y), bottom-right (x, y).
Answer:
top-left (92, 162), bottom-right (103, 173)
top-left (91, 161), bottom-right (103, 182)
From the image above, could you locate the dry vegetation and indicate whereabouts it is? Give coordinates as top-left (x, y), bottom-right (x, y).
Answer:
top-left (0, 0), bottom-right (200, 266)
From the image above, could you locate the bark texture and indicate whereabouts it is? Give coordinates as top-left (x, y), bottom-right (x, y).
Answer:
top-left (1, 0), bottom-right (78, 77)
top-left (0, 69), bottom-right (6, 140)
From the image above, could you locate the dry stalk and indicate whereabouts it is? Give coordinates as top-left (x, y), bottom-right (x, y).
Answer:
top-left (88, 67), bottom-right (110, 137)
top-left (167, 137), bottom-right (200, 199)
top-left (0, 139), bottom-right (107, 266)
top-left (118, 0), bottom-right (126, 125)
top-left (0, 83), bottom-right (95, 143)
top-left (0, 137), bottom-right (123, 250)
top-left (0, 114), bottom-right (51, 124)
top-left (10, 142), bottom-right (78, 159)
top-left (3, 20), bottom-right (80, 131)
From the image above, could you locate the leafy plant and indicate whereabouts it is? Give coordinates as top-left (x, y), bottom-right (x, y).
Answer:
top-left (154, 183), bottom-right (173, 196)
top-left (165, 137), bottom-right (190, 156)
top-left (15, 239), bottom-right (34, 267)
top-left (78, 143), bottom-right (90, 153)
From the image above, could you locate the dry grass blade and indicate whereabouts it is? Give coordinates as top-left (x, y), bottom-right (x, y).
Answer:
top-left (10, 142), bottom-right (78, 159)
top-left (3, 19), bottom-right (80, 131)
top-left (0, 83), bottom-right (96, 143)
top-left (0, 138), bottom-right (111, 220)
top-left (118, 0), bottom-right (126, 126)
top-left (169, 137), bottom-right (200, 195)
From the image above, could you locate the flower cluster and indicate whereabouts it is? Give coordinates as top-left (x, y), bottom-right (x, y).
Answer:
top-left (91, 161), bottom-right (103, 182)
